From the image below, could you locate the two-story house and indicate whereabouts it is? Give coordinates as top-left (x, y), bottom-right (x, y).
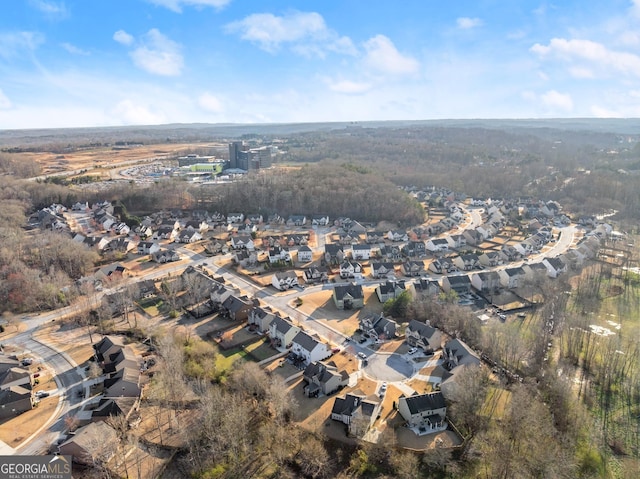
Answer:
top-left (405, 319), bottom-right (442, 353)
top-left (398, 392), bottom-right (447, 432)
top-left (269, 316), bottom-right (301, 349)
top-left (291, 331), bottom-right (331, 365)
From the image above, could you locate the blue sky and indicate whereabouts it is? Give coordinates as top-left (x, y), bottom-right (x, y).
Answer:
top-left (1, 0), bottom-right (640, 129)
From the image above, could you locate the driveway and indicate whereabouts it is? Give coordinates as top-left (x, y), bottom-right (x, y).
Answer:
top-left (363, 352), bottom-right (413, 382)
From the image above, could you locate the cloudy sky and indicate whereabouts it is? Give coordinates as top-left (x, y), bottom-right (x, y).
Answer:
top-left (2, 0), bottom-right (640, 129)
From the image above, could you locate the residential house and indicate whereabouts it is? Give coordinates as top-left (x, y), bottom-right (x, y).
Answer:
top-left (269, 316), bottom-right (301, 349)
top-left (58, 421), bottom-right (118, 466)
top-left (227, 213), bottom-right (244, 224)
top-left (462, 229), bottom-right (484, 246)
top-left (304, 266), bottom-right (329, 283)
top-left (413, 278), bottom-right (441, 297)
top-left (325, 243), bottom-right (345, 264)
top-left (351, 243), bottom-right (372, 261)
top-left (500, 245), bottom-right (521, 262)
top-left (452, 254), bottom-right (480, 271)
top-left (470, 271), bottom-right (501, 293)
top-left (398, 392), bottom-right (447, 432)
top-left (286, 234), bottom-right (309, 246)
top-left (479, 251), bottom-right (502, 267)
top-left (137, 241), bottom-right (161, 255)
top-left (205, 238), bottom-right (229, 255)
top-left (210, 283), bottom-right (234, 310)
top-left (287, 215), bottom-right (307, 226)
top-left (0, 355), bottom-right (20, 374)
top-left (441, 275), bottom-right (472, 296)
top-left (291, 331), bottom-right (331, 365)
top-left (376, 280), bottom-right (409, 303)
top-left (402, 240), bottom-right (427, 258)
top-left (269, 246), bottom-right (291, 264)
top-left (102, 345), bottom-right (139, 375)
top-left (442, 338), bottom-right (481, 370)
top-left (303, 361), bottom-right (349, 397)
top-left (185, 219), bottom-right (210, 233)
top-left (95, 263), bottom-right (126, 283)
top-left (331, 392), bottom-right (381, 437)
top-left (402, 260), bottom-right (425, 277)
top-left (248, 306), bottom-right (277, 333)
top-left (93, 336), bottom-right (126, 364)
top-left (219, 294), bottom-right (253, 321)
top-left (387, 230), bottom-right (408, 242)
top-left (371, 262), bottom-right (396, 279)
top-left (365, 231), bottom-right (385, 244)
top-left (429, 258), bottom-right (449, 274)
top-left (236, 223), bottom-right (258, 235)
top-left (153, 225), bottom-right (177, 241)
top-left (103, 367), bottom-right (141, 398)
top-left (523, 262), bottom-right (549, 282)
top-left (90, 397), bottom-right (139, 424)
top-left (272, 271), bottom-right (299, 290)
top-left (498, 267), bottom-right (526, 289)
top-left (178, 230), bottom-right (203, 244)
top-left (233, 249), bottom-right (257, 267)
top-left (297, 245), bottom-right (313, 263)
top-left (0, 386), bottom-right (34, 419)
top-left (426, 238), bottom-right (450, 252)
top-left (338, 233), bottom-right (358, 245)
top-left (405, 320), bottom-right (442, 352)
top-left (543, 257), bottom-right (567, 278)
top-left (311, 214), bottom-right (330, 226)
top-left (230, 235), bottom-right (255, 251)
top-left (152, 248), bottom-right (180, 263)
top-left (246, 213), bottom-right (263, 224)
top-left (447, 234), bottom-right (467, 249)
top-left (340, 260), bottom-right (363, 279)
top-left (379, 244), bottom-right (401, 261)
top-left (0, 367), bottom-right (33, 391)
top-left (333, 283), bottom-right (364, 310)
top-left (359, 314), bottom-right (398, 341)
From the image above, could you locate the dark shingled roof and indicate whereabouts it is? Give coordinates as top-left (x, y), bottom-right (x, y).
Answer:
top-left (403, 392), bottom-right (446, 415)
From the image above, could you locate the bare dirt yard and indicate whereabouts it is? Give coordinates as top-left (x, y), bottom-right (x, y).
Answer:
top-left (0, 395), bottom-right (58, 447)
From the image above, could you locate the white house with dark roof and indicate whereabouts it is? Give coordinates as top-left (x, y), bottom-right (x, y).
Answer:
top-left (351, 243), bottom-right (372, 261)
top-left (376, 280), bottom-right (409, 303)
top-left (333, 283), bottom-right (364, 310)
top-left (291, 331), bottom-right (331, 365)
top-left (303, 361), bottom-right (349, 397)
top-left (272, 271), bottom-right (299, 291)
top-left (543, 257), bottom-right (567, 278)
top-left (340, 260), bottom-right (363, 279)
top-left (269, 316), bottom-right (301, 349)
top-left (498, 267), bottom-right (526, 289)
top-left (371, 261), bottom-right (396, 279)
top-left (471, 271), bottom-right (501, 293)
top-left (426, 238), bottom-right (450, 252)
top-left (359, 314), bottom-right (398, 341)
top-left (297, 245), bottom-right (313, 263)
top-left (248, 306), bottom-right (277, 333)
top-left (398, 392), bottom-right (447, 433)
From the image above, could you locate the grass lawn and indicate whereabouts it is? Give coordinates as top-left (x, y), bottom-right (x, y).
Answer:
top-left (215, 346), bottom-right (248, 372)
top-left (243, 338), bottom-right (279, 361)
top-left (481, 386), bottom-right (512, 420)
top-left (138, 296), bottom-right (164, 317)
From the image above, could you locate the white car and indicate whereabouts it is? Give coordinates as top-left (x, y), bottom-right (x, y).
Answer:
top-left (408, 347), bottom-right (418, 355)
top-left (357, 352), bottom-right (367, 360)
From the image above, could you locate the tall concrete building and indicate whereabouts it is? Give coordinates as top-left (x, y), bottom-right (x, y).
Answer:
top-left (228, 141), bottom-right (273, 171)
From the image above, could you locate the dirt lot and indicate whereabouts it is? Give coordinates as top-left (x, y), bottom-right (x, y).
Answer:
top-left (23, 143), bottom-right (197, 177)
top-left (296, 287), bottom-right (384, 338)
top-left (0, 395), bottom-right (58, 447)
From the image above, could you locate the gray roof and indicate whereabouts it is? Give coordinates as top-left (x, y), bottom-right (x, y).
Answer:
top-left (407, 320), bottom-right (438, 339)
top-left (272, 316), bottom-right (297, 335)
top-left (402, 392), bottom-right (446, 415)
top-left (293, 331), bottom-right (321, 352)
top-left (333, 283), bottom-right (364, 300)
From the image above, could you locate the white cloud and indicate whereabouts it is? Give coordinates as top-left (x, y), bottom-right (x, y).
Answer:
top-left (590, 105), bottom-right (621, 117)
top-left (531, 38), bottom-right (640, 77)
top-left (146, 0), bottom-right (230, 13)
top-left (541, 90), bottom-right (574, 111)
top-left (363, 35), bottom-right (420, 75)
top-left (326, 79), bottom-right (372, 94)
top-left (0, 89), bottom-right (12, 109)
top-left (568, 66), bottom-right (594, 78)
top-left (28, 0), bottom-right (67, 16)
top-left (457, 17), bottom-right (483, 29)
top-left (113, 30), bottom-right (134, 46)
top-left (129, 29), bottom-right (183, 76)
top-left (111, 99), bottom-right (166, 125)
top-left (225, 11), bottom-right (356, 56)
top-left (198, 92), bottom-right (224, 113)
top-left (61, 42), bottom-right (89, 55)
top-left (0, 31), bottom-right (45, 59)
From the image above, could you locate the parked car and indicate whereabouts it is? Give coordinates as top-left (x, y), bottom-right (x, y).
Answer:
top-left (357, 352), bottom-right (367, 360)
top-left (408, 347), bottom-right (418, 355)
top-left (36, 391), bottom-right (49, 398)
